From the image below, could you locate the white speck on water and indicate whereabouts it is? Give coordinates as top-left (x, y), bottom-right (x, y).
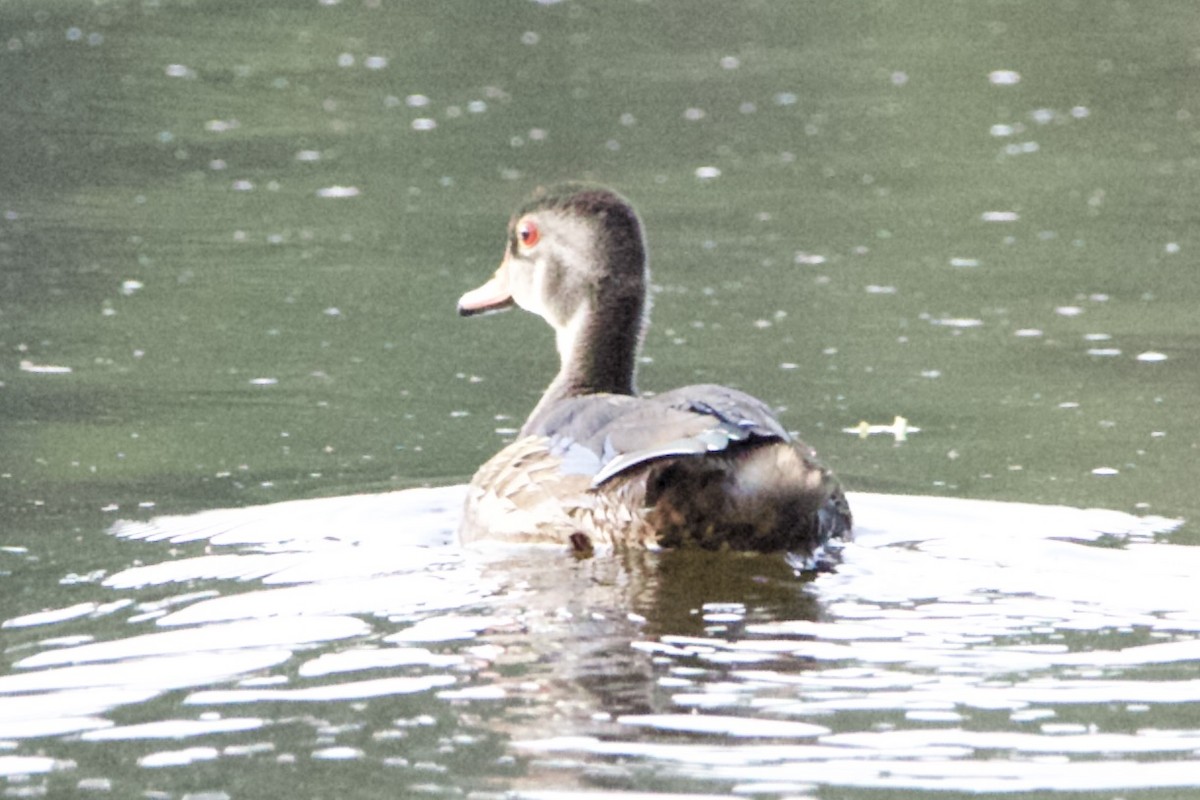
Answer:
top-left (1055, 306), bottom-right (1084, 317)
top-left (774, 92), bottom-right (798, 106)
top-left (1164, 242), bottom-right (1180, 254)
top-left (981, 210), bottom-right (1020, 222)
top-left (1012, 709), bottom-right (1057, 723)
top-left (719, 55), bottom-right (740, 69)
top-left (1084, 333), bottom-right (1111, 341)
top-left (316, 186), bottom-right (359, 198)
top-left (694, 166), bottom-right (721, 180)
top-left (313, 746), bottom-right (364, 760)
top-left (521, 31), bottom-right (540, 45)
top-left (467, 100), bottom-right (487, 113)
top-left (164, 64), bottom-right (196, 79)
top-left (1071, 105), bottom-right (1090, 118)
top-left (1031, 108), bottom-right (1056, 124)
top-left (121, 280), bottom-right (144, 296)
top-left (204, 119), bottom-right (239, 133)
top-left (794, 252), bottom-right (827, 265)
top-left (950, 257), bottom-right (980, 267)
top-left (1042, 722), bottom-right (1091, 735)
top-left (991, 124), bottom-right (1015, 137)
top-left (1014, 329), bottom-right (1043, 337)
top-left (1136, 351), bottom-right (1168, 362)
top-left (930, 318), bottom-right (983, 328)
top-left (891, 71), bottom-right (909, 86)
top-left (232, 180), bottom-right (253, 191)
top-left (406, 94), bottom-right (430, 108)
top-left (295, 150), bottom-right (321, 162)
top-left (249, 378), bottom-right (277, 386)
top-left (683, 107), bottom-right (706, 121)
top-left (1087, 348), bottom-right (1122, 357)
top-left (1092, 467), bottom-right (1119, 476)
top-left (907, 710), bottom-right (964, 723)
top-left (988, 69), bottom-right (1021, 85)
top-left (363, 55), bottom-right (388, 70)
top-left (865, 285), bottom-right (897, 294)
top-left (323, 307), bottom-right (341, 317)
top-left (77, 778), bottom-right (112, 791)
top-left (336, 53), bottom-right (354, 67)
top-left (139, 746), bottom-right (219, 768)
top-left (19, 360), bottom-right (72, 374)
top-left (1004, 141), bottom-right (1040, 155)
top-left (411, 118), bottom-right (437, 131)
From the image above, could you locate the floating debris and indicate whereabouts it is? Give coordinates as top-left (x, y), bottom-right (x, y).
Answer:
top-left (845, 415), bottom-right (919, 442)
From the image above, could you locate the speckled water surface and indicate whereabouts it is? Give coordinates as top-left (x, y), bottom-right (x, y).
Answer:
top-left (2, 1), bottom-right (1197, 797)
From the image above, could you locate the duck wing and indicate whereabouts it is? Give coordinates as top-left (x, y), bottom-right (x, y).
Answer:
top-left (522, 384), bottom-right (793, 488)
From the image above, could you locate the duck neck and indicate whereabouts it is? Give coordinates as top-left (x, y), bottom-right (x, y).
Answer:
top-left (521, 301), bottom-right (643, 435)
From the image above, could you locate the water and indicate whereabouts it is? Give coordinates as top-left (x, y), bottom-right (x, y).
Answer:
top-left (2, 1), bottom-right (1198, 797)
top-left (1, 490), bottom-right (1191, 796)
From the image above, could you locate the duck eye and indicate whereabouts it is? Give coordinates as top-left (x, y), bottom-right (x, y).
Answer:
top-left (517, 219), bottom-right (540, 248)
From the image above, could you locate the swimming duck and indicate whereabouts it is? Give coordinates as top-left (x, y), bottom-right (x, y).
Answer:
top-left (456, 184), bottom-right (851, 557)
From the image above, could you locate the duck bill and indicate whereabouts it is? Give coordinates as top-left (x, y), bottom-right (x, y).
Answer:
top-left (457, 257), bottom-right (515, 317)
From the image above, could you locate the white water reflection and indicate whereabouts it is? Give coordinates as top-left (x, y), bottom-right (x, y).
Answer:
top-left (0, 487), bottom-right (1195, 795)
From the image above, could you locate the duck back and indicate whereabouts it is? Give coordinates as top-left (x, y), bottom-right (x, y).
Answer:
top-left (460, 384), bottom-right (850, 556)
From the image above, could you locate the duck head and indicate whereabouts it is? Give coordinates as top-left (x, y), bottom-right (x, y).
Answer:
top-left (458, 185), bottom-right (650, 409)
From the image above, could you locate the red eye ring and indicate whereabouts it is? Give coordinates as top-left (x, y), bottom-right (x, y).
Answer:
top-left (517, 218), bottom-right (540, 248)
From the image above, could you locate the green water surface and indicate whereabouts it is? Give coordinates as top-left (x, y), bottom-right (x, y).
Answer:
top-left (1, 0), bottom-right (1198, 795)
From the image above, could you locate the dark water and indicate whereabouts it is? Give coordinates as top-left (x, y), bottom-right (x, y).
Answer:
top-left (2, 1), bottom-right (1198, 797)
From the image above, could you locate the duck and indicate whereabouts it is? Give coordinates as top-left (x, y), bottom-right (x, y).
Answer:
top-left (456, 184), bottom-right (851, 558)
